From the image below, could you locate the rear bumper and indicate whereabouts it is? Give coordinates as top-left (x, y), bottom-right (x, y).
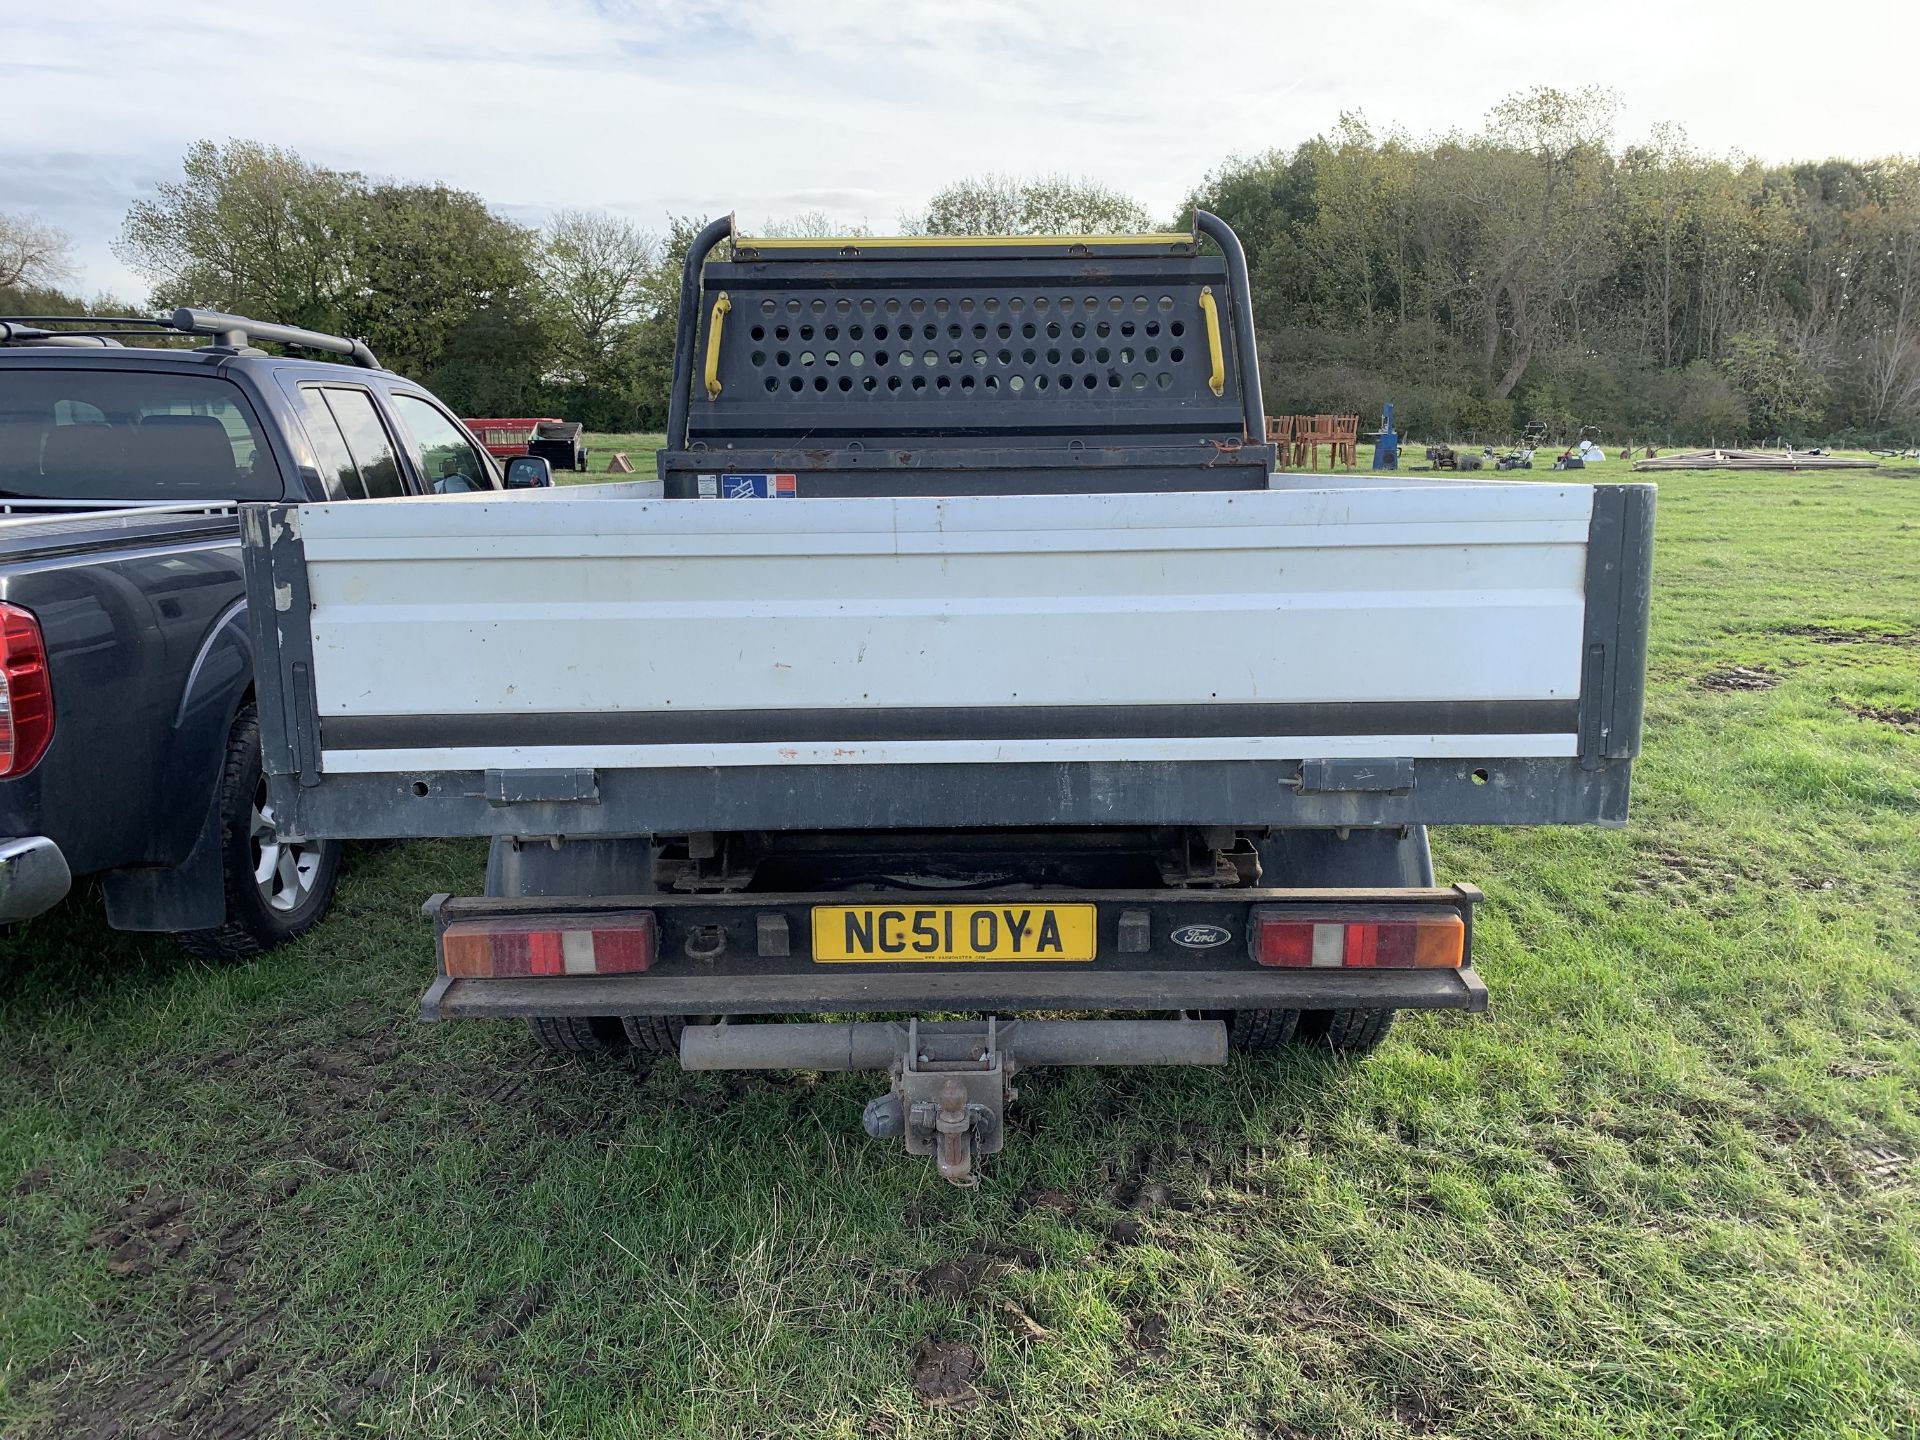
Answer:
top-left (422, 964), bottom-right (1486, 1020)
top-left (0, 836), bottom-right (71, 921)
top-left (417, 884), bottom-right (1489, 1021)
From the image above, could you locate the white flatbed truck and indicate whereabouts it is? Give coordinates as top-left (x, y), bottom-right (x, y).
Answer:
top-left (241, 215), bottom-right (1654, 1183)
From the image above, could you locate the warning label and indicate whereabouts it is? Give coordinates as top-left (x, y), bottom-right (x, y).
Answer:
top-left (720, 472), bottom-right (797, 499)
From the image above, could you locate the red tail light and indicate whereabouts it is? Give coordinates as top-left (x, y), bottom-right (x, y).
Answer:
top-left (0, 604), bottom-right (54, 777)
top-left (1251, 908), bottom-right (1464, 969)
top-left (440, 911), bottom-right (656, 977)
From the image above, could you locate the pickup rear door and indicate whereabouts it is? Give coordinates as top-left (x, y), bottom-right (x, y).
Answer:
top-left (242, 478), bottom-right (1653, 842)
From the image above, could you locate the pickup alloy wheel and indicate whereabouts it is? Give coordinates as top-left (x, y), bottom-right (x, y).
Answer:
top-left (176, 704), bottom-right (343, 960)
top-left (253, 782), bottom-right (321, 912)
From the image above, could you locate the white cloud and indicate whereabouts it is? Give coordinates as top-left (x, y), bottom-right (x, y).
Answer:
top-left (3, 0), bottom-right (1916, 300)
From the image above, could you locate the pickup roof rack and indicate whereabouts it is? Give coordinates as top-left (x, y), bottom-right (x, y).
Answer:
top-left (0, 309), bottom-right (381, 369)
top-left (658, 212), bottom-right (1276, 497)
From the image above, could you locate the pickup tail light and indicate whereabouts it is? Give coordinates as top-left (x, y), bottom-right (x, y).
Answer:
top-left (0, 604), bottom-right (54, 777)
top-left (1251, 908), bottom-right (1464, 969)
top-left (441, 912), bottom-right (656, 977)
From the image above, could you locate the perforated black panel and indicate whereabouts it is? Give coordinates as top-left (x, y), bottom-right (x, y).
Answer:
top-left (662, 238), bottom-right (1274, 496)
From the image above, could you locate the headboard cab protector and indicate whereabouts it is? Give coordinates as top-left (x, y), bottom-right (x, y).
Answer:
top-left (658, 215), bottom-right (1274, 498)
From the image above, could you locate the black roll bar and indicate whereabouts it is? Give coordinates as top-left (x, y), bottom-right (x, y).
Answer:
top-left (1192, 210), bottom-right (1265, 440)
top-left (664, 215), bottom-right (738, 451)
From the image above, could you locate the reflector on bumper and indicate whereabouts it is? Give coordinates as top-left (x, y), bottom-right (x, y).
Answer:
top-left (440, 912), bottom-right (656, 977)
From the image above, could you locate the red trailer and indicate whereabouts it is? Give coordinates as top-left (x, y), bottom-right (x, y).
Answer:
top-left (463, 417), bottom-right (562, 459)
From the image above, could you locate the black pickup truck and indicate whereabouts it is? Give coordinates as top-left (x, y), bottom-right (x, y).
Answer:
top-left (0, 309), bottom-right (541, 954)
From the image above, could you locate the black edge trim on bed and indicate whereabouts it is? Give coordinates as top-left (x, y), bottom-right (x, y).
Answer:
top-left (1577, 484), bottom-right (1657, 770)
top-left (324, 699), bottom-right (1579, 751)
top-left (277, 756), bottom-right (1632, 840)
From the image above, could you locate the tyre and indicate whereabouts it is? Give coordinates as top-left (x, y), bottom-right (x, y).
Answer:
top-left (619, 1014), bottom-right (686, 1058)
top-left (1220, 1008), bottom-right (1302, 1053)
top-left (1298, 1007), bottom-right (1397, 1056)
top-left (487, 836), bottom-right (674, 1058)
top-left (176, 705), bottom-right (343, 959)
top-left (527, 1016), bottom-right (629, 1055)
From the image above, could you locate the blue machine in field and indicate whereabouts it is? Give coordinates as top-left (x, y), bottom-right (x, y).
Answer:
top-left (1372, 402), bottom-right (1400, 470)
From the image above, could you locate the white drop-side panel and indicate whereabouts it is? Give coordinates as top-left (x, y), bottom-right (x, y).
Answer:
top-left (294, 484), bottom-right (1596, 768)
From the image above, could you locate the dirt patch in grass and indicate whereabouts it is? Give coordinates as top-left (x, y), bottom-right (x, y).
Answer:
top-left (1390, 1384), bottom-right (1449, 1435)
top-left (1130, 1178), bottom-right (1186, 1212)
top-left (1773, 623), bottom-right (1917, 646)
top-left (326, 1369), bottom-right (397, 1427)
top-left (1128, 1312), bottom-right (1169, 1354)
top-left (1698, 665), bottom-right (1780, 692)
top-left (479, 1282), bottom-right (553, 1343)
top-left (1018, 1187), bottom-right (1078, 1216)
top-left (61, 1334), bottom-right (285, 1440)
top-left (87, 1194), bottom-right (195, 1279)
top-left (1631, 848), bottom-right (1738, 893)
top-left (914, 1242), bottom-right (1038, 1304)
top-left (1855, 1147), bottom-right (1910, 1189)
top-left (909, 1338), bottom-right (981, 1409)
top-left (1830, 697), bottom-right (1920, 729)
top-left (915, 1254), bottom-right (1015, 1302)
top-left (51, 1197), bottom-right (283, 1440)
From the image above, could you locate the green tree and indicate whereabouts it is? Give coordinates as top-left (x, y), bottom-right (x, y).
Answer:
top-left (1721, 332), bottom-right (1828, 440)
top-left (1466, 86), bottom-right (1622, 398)
top-left (538, 209), bottom-right (658, 382)
top-left (114, 140), bottom-right (359, 327)
top-left (1852, 167), bottom-right (1920, 428)
top-left (548, 214), bottom-right (710, 433)
top-left (341, 183), bottom-right (543, 382)
top-left (1673, 362), bottom-right (1750, 441)
top-left (910, 174), bottom-right (1153, 236)
top-left (747, 211), bottom-right (870, 239)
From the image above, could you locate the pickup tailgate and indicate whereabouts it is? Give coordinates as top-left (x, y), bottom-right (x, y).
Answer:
top-left (242, 480), bottom-right (1653, 839)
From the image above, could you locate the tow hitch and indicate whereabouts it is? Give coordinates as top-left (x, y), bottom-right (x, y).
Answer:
top-left (679, 1016), bottom-right (1227, 1185)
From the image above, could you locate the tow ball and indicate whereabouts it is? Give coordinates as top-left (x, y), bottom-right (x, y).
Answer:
top-left (862, 1018), bottom-right (1012, 1184)
top-left (679, 1015), bottom-right (1227, 1186)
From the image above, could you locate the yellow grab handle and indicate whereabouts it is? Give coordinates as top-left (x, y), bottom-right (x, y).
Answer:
top-left (1198, 286), bottom-right (1225, 397)
top-left (703, 291), bottom-right (732, 399)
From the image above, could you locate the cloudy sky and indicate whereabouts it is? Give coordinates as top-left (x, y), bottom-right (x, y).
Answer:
top-left (5, 0), bottom-right (1917, 302)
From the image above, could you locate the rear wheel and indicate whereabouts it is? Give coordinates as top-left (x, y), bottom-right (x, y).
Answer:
top-left (1298, 1007), bottom-right (1397, 1055)
top-left (1222, 1008), bottom-right (1301, 1053)
top-left (176, 705), bottom-right (342, 959)
top-left (527, 1016), bottom-right (629, 1055)
top-left (487, 836), bottom-right (693, 1058)
top-left (490, 836), bottom-right (648, 1056)
top-left (619, 1014), bottom-right (686, 1058)
top-left (1215, 828), bottom-right (1428, 1059)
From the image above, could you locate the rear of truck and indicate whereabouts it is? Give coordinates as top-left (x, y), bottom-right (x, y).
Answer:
top-left (243, 215), bottom-right (1653, 1183)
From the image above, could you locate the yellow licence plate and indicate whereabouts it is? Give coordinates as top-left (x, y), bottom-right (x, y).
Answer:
top-left (811, 904), bottom-right (1097, 963)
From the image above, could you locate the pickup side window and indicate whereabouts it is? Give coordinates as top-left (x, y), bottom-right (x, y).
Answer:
top-left (297, 386), bottom-right (405, 500)
top-left (0, 371), bottom-right (281, 502)
top-left (296, 389), bottom-right (361, 500)
top-left (391, 395), bottom-right (497, 493)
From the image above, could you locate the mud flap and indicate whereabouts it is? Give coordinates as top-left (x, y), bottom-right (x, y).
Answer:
top-left (100, 783), bottom-right (228, 931)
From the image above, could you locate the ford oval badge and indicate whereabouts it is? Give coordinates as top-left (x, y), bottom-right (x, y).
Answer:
top-left (1171, 923), bottom-right (1232, 950)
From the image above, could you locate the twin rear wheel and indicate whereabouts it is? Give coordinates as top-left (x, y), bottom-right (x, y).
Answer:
top-left (1224, 1007), bottom-right (1396, 1056)
top-left (525, 1014), bottom-right (686, 1059)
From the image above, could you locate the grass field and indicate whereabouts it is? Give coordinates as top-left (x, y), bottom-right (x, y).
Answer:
top-left (565, 434), bottom-right (665, 482)
top-left (2, 463), bottom-right (1917, 1438)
